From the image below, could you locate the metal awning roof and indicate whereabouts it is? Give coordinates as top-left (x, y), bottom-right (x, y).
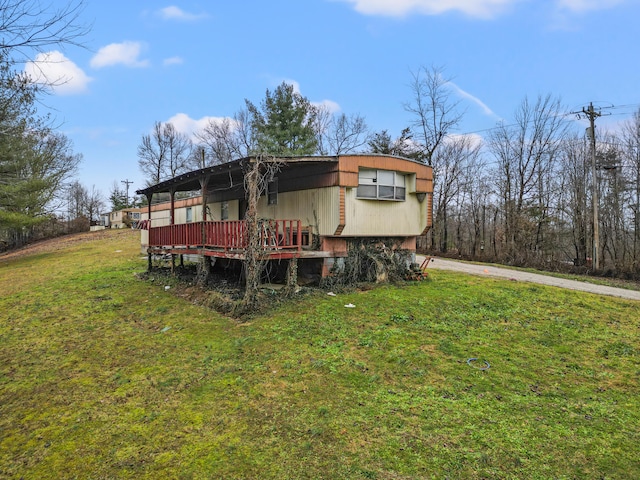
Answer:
top-left (136, 159), bottom-right (244, 196)
top-left (135, 155), bottom-right (340, 197)
top-left (135, 154), bottom-right (428, 198)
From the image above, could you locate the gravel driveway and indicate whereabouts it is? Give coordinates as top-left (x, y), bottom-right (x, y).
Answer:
top-left (417, 256), bottom-right (640, 302)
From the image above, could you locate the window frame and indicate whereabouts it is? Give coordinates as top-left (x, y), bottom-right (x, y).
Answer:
top-left (357, 169), bottom-right (406, 201)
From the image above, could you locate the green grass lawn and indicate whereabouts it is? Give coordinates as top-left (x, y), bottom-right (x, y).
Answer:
top-left (1, 230), bottom-right (639, 479)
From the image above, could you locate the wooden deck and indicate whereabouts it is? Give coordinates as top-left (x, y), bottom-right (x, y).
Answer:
top-left (147, 219), bottom-right (315, 260)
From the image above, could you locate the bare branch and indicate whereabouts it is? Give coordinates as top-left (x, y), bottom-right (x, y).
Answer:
top-left (0, 0), bottom-right (89, 62)
top-left (137, 121), bottom-right (192, 185)
top-left (404, 65), bottom-right (463, 165)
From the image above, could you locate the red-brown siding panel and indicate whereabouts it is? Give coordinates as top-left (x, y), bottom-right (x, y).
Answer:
top-left (337, 155), bottom-right (433, 193)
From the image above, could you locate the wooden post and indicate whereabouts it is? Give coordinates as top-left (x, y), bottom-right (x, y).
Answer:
top-left (197, 255), bottom-right (212, 286)
top-left (199, 176), bottom-right (209, 279)
top-left (169, 188), bottom-right (176, 273)
top-left (169, 188), bottom-right (175, 226)
top-left (200, 176), bottom-right (208, 243)
top-left (285, 257), bottom-right (298, 294)
top-left (146, 193), bottom-right (153, 271)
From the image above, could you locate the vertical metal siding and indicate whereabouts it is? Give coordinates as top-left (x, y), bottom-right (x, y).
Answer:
top-left (255, 187), bottom-right (340, 236)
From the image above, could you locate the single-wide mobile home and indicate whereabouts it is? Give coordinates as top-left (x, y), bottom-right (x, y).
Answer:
top-left (137, 154), bottom-right (433, 281)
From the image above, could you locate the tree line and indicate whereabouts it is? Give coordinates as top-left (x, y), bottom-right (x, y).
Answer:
top-left (0, 0), bottom-right (91, 251)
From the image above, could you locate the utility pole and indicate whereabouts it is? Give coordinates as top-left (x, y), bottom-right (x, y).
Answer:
top-left (583, 102), bottom-right (601, 271)
top-left (481, 204), bottom-right (486, 257)
top-left (121, 179), bottom-right (133, 208)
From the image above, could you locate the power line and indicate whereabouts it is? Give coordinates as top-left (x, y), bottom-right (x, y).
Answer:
top-left (458, 102), bottom-right (640, 138)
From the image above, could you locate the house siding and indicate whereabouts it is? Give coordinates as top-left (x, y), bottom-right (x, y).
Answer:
top-left (256, 186), bottom-right (340, 236)
top-left (342, 187), bottom-right (428, 236)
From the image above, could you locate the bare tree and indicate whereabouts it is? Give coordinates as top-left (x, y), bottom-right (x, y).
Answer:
top-left (488, 94), bottom-right (568, 263)
top-left (462, 160), bottom-right (492, 257)
top-left (137, 121), bottom-right (191, 185)
top-left (195, 117), bottom-right (238, 166)
top-left (315, 107), bottom-right (370, 155)
top-left (67, 180), bottom-right (87, 219)
top-left (0, 0), bottom-right (88, 62)
top-left (194, 113), bottom-right (253, 167)
top-left (596, 136), bottom-right (628, 270)
top-left (404, 65), bottom-right (463, 166)
top-left (84, 184), bottom-right (104, 222)
top-left (313, 104), bottom-right (333, 155)
top-left (233, 107), bottom-right (255, 158)
top-left (431, 135), bottom-right (481, 252)
top-left (138, 122), bottom-right (166, 185)
top-left (193, 108), bottom-right (257, 168)
top-left (66, 181), bottom-right (103, 222)
top-left (404, 66), bottom-right (465, 251)
top-left (620, 108), bottom-right (640, 269)
top-left (558, 134), bottom-right (590, 266)
top-left (163, 122), bottom-right (191, 178)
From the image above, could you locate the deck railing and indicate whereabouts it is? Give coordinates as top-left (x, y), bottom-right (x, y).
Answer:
top-left (148, 219), bottom-right (305, 251)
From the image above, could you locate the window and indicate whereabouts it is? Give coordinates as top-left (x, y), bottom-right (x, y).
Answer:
top-left (267, 178), bottom-right (278, 205)
top-left (221, 201), bottom-right (229, 220)
top-left (357, 169), bottom-right (406, 201)
top-left (186, 207), bottom-right (193, 223)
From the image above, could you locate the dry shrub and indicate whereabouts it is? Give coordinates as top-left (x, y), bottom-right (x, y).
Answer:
top-left (324, 238), bottom-right (412, 287)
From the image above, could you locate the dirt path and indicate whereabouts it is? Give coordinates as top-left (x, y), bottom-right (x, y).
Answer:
top-left (418, 256), bottom-right (640, 302)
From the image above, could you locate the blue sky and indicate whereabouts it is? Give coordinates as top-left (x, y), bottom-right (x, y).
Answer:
top-left (26, 0), bottom-right (640, 202)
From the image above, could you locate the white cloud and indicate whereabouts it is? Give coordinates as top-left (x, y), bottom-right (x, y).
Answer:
top-left (24, 51), bottom-right (92, 95)
top-left (158, 6), bottom-right (209, 21)
top-left (166, 113), bottom-right (235, 140)
top-left (446, 132), bottom-right (485, 149)
top-left (549, 0), bottom-right (627, 30)
top-left (447, 81), bottom-right (498, 118)
top-left (314, 99), bottom-right (342, 113)
top-left (279, 78), bottom-right (301, 94)
top-left (333, 0), bottom-right (518, 18)
top-left (90, 41), bottom-right (150, 68)
top-left (555, 0), bottom-right (625, 12)
top-left (163, 56), bottom-right (184, 66)
top-left (277, 79), bottom-right (341, 113)
top-left (335, 0), bottom-right (629, 18)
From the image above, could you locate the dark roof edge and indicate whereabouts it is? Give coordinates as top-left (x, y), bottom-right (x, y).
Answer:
top-left (135, 154), bottom-right (427, 196)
